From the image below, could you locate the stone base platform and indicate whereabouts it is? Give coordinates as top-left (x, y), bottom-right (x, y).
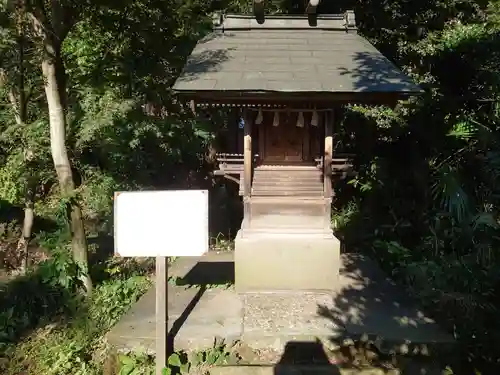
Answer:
top-left (235, 229), bottom-right (340, 292)
top-left (106, 252), bottom-right (455, 359)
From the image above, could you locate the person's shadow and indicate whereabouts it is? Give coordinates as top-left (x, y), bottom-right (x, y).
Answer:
top-left (274, 341), bottom-right (340, 375)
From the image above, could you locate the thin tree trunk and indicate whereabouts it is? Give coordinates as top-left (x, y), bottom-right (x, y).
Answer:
top-left (1, 72), bottom-right (34, 274)
top-left (41, 40), bottom-right (92, 296)
top-left (17, 180), bottom-right (34, 272)
top-left (15, 4), bottom-right (35, 274)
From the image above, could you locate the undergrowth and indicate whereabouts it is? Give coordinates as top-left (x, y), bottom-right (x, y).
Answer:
top-left (0, 230), bottom-right (152, 375)
top-left (117, 340), bottom-right (240, 375)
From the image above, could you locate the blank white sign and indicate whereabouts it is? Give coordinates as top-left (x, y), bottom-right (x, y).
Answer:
top-left (113, 190), bottom-right (209, 257)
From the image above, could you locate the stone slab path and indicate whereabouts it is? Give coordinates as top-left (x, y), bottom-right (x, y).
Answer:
top-left (107, 252), bottom-right (455, 358)
top-left (207, 366), bottom-right (403, 375)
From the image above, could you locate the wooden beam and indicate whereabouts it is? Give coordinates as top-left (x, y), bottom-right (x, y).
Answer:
top-left (175, 91), bottom-right (410, 105)
top-left (306, 0), bottom-right (320, 14)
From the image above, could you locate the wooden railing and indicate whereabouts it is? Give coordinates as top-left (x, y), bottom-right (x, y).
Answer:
top-left (214, 153), bottom-right (355, 196)
top-left (314, 153), bottom-right (356, 179)
top-left (214, 153), bottom-right (259, 173)
top-left (213, 153), bottom-right (259, 195)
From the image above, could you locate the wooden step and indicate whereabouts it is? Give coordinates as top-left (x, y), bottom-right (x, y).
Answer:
top-left (254, 168), bottom-right (320, 172)
top-left (252, 182), bottom-right (323, 188)
top-left (251, 191), bottom-right (324, 197)
top-left (253, 179), bottom-right (322, 184)
top-left (252, 191), bottom-right (324, 197)
top-left (253, 180), bottom-right (322, 185)
top-left (251, 164), bottom-right (323, 198)
top-left (253, 172), bottom-right (321, 176)
top-left (252, 178), bottom-right (323, 183)
top-left (253, 172), bottom-right (321, 178)
top-left (252, 184), bottom-right (323, 191)
top-left (255, 165), bottom-right (319, 171)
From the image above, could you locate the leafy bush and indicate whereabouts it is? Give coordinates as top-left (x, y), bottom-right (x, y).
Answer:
top-left (0, 248), bottom-right (151, 375)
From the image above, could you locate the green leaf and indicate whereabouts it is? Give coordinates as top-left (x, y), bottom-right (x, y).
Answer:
top-left (119, 364), bottom-right (135, 375)
top-left (162, 367), bottom-right (172, 375)
top-left (168, 353), bottom-right (182, 367)
top-left (180, 362), bottom-right (190, 374)
top-left (119, 354), bottom-right (135, 366)
top-left (190, 352), bottom-right (203, 366)
top-left (207, 351), bottom-right (219, 365)
top-left (447, 121), bottom-right (476, 140)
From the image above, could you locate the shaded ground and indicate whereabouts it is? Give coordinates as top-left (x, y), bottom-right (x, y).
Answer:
top-left (107, 252), bottom-right (457, 374)
top-left (210, 340), bottom-right (446, 375)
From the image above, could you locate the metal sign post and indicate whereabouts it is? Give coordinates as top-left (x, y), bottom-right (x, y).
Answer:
top-left (113, 190), bottom-right (209, 375)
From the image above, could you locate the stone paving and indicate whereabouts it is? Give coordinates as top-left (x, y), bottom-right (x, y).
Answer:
top-left (208, 366), bottom-right (397, 375)
top-left (106, 252), bottom-right (455, 357)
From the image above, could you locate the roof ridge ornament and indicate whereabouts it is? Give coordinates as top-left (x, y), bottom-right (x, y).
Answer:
top-left (216, 12), bottom-right (356, 31)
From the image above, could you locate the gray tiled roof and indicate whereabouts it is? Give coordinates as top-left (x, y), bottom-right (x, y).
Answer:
top-left (172, 14), bottom-right (422, 96)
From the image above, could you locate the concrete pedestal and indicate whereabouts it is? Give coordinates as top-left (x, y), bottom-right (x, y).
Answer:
top-left (234, 229), bottom-right (341, 292)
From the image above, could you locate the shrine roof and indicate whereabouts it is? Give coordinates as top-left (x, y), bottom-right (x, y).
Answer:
top-left (172, 13), bottom-right (423, 100)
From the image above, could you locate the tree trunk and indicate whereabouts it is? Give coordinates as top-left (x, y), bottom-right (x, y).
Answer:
top-left (0, 35), bottom-right (34, 275)
top-left (16, 8), bottom-right (35, 274)
top-left (1, 76), bottom-right (34, 274)
top-left (41, 40), bottom-right (93, 296)
top-left (17, 179), bottom-right (34, 272)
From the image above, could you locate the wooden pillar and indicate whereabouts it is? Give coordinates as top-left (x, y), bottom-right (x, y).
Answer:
top-left (243, 109), bottom-right (253, 229)
top-left (303, 117), bottom-right (310, 161)
top-left (324, 110), bottom-right (333, 198)
top-left (323, 110), bottom-right (333, 230)
top-left (243, 109), bottom-right (253, 197)
top-left (258, 113), bottom-right (265, 164)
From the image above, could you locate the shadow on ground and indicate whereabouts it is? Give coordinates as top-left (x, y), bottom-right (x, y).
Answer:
top-left (165, 254), bottom-right (460, 374)
top-left (275, 341), bottom-right (339, 372)
top-left (272, 341), bottom-right (341, 375)
top-left (177, 261), bottom-right (234, 286)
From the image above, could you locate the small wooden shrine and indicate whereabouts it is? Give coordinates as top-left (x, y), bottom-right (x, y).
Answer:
top-left (172, 7), bottom-right (421, 292)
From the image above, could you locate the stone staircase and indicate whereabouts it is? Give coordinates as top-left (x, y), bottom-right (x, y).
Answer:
top-left (244, 165), bottom-right (330, 235)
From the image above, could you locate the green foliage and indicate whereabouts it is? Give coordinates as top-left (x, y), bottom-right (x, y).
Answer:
top-left (0, 152), bottom-right (24, 203)
top-left (0, 261), bottom-right (79, 348)
top-left (332, 4), bottom-right (500, 372)
top-left (117, 341), bottom-right (240, 375)
top-left (1, 257), bottom-right (151, 375)
top-left (37, 248), bottom-right (85, 290)
top-left (0, 0), bottom-right (499, 373)
top-left (118, 352), bottom-right (155, 375)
